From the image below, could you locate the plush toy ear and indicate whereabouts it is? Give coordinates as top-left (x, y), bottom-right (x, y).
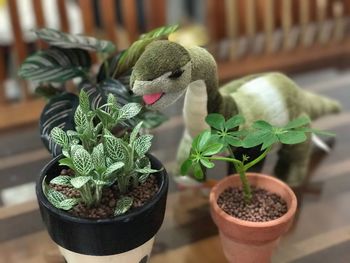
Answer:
top-left (113, 25), bottom-right (179, 78)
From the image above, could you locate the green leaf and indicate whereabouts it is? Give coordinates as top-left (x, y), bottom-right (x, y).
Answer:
top-left (284, 116), bottom-right (311, 129)
top-left (104, 136), bottom-right (129, 162)
top-left (180, 159), bottom-right (192, 175)
top-left (225, 135), bottom-right (242, 147)
top-left (72, 148), bottom-right (94, 176)
top-left (242, 130), bottom-right (270, 148)
top-left (298, 127), bottom-right (336, 136)
top-left (252, 120), bottom-right (273, 130)
top-left (35, 28), bottom-right (116, 53)
top-left (95, 108), bottom-right (114, 126)
top-left (200, 158), bottom-right (215, 168)
top-left (277, 131), bottom-right (307, 144)
top-left (205, 114), bottom-right (225, 130)
top-left (193, 163), bottom-right (204, 180)
top-left (261, 134), bottom-right (279, 150)
top-left (202, 143), bottom-right (223, 156)
top-left (118, 103), bottom-right (142, 120)
top-left (59, 157), bottom-right (75, 169)
top-left (50, 127), bottom-right (68, 147)
top-left (79, 90), bottom-right (90, 113)
top-left (91, 143), bottom-right (105, 171)
top-left (134, 134), bottom-right (153, 155)
top-left (225, 115), bottom-right (245, 130)
top-left (18, 47), bottom-right (90, 82)
top-left (130, 121), bottom-right (143, 143)
top-left (197, 130), bottom-right (211, 151)
top-left (50, 175), bottom-right (72, 186)
top-left (74, 106), bottom-right (88, 130)
top-left (70, 176), bottom-right (92, 188)
top-left (114, 196), bottom-right (133, 216)
top-left (140, 24), bottom-right (179, 39)
top-left (104, 162), bottom-right (124, 176)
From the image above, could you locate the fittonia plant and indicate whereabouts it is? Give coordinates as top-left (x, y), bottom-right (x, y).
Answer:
top-left (45, 90), bottom-right (159, 215)
top-left (181, 113), bottom-right (333, 202)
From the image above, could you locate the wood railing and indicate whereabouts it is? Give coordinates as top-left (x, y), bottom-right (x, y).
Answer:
top-left (207, 0), bottom-right (350, 81)
top-left (0, 0), bottom-right (165, 131)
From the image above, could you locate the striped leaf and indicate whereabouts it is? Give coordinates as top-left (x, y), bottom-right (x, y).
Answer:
top-left (91, 143), bottom-right (105, 171)
top-left (19, 47), bottom-right (91, 83)
top-left (50, 127), bottom-right (68, 147)
top-left (40, 93), bottom-right (79, 157)
top-left (134, 135), bottom-right (153, 155)
top-left (50, 175), bottom-right (72, 186)
top-left (70, 176), bottom-right (92, 188)
top-left (114, 196), bottom-right (133, 216)
top-left (72, 148), bottom-right (94, 176)
top-left (118, 103), bottom-right (142, 120)
top-left (45, 188), bottom-right (78, 210)
top-left (104, 136), bottom-right (129, 162)
top-left (35, 28), bottom-right (116, 54)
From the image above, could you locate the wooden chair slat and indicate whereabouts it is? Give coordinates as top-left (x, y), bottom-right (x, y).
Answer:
top-left (145, 0), bottom-right (166, 30)
top-left (78, 0), bottom-right (95, 35)
top-left (56, 0), bottom-right (70, 32)
top-left (0, 48), bottom-right (6, 104)
top-left (122, 0), bottom-right (139, 42)
top-left (99, 0), bottom-right (118, 42)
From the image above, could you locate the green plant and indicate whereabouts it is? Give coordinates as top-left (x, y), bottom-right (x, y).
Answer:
top-left (44, 90), bottom-right (159, 215)
top-left (181, 113), bottom-right (333, 202)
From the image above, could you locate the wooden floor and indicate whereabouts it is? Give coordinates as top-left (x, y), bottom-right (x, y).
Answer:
top-left (1, 68), bottom-right (350, 262)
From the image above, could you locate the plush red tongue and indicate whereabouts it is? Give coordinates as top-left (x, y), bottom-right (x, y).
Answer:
top-left (143, 92), bottom-right (163, 105)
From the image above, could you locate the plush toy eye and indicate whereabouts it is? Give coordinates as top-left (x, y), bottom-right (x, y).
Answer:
top-left (168, 69), bottom-right (184, 79)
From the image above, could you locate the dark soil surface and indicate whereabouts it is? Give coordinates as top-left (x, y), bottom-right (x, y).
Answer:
top-left (217, 187), bottom-right (288, 222)
top-left (50, 169), bottom-right (159, 219)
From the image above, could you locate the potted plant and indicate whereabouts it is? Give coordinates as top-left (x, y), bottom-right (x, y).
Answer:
top-left (36, 89), bottom-right (168, 262)
top-left (181, 113), bottom-right (332, 263)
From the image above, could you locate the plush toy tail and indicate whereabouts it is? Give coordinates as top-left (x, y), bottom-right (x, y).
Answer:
top-left (303, 91), bottom-right (341, 120)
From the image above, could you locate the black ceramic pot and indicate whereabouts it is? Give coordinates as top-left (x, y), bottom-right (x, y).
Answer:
top-left (36, 154), bottom-right (168, 262)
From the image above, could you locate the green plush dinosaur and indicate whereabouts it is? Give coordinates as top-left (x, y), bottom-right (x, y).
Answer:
top-left (130, 40), bottom-right (341, 187)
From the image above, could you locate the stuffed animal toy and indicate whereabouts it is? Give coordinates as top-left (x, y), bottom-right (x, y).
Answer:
top-left (130, 40), bottom-right (341, 187)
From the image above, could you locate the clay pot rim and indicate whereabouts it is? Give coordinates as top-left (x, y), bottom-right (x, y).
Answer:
top-left (209, 173), bottom-right (297, 228)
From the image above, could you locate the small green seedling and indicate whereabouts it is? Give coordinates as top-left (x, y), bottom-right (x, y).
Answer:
top-left (181, 113), bottom-right (333, 202)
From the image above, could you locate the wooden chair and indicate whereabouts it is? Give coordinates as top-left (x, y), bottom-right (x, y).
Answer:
top-left (207, 0), bottom-right (350, 82)
top-left (0, 0), bottom-right (166, 131)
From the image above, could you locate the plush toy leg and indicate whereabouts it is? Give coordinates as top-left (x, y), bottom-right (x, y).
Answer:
top-left (274, 133), bottom-right (312, 187)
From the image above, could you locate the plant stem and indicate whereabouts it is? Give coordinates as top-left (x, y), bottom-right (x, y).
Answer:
top-left (237, 163), bottom-right (252, 202)
top-left (209, 156), bottom-right (242, 165)
top-left (244, 146), bottom-right (272, 171)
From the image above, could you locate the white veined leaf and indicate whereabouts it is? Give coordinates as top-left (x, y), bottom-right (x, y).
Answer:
top-left (104, 162), bottom-right (124, 176)
top-left (135, 167), bottom-right (159, 174)
top-left (135, 156), bottom-right (151, 169)
top-left (61, 148), bottom-right (70, 158)
top-left (130, 121), bottom-right (143, 144)
top-left (45, 188), bottom-right (72, 209)
top-left (138, 173), bottom-right (150, 184)
top-left (58, 157), bottom-right (75, 170)
top-left (50, 127), bottom-right (68, 147)
top-left (93, 179), bottom-right (110, 186)
top-left (35, 28), bottom-right (116, 54)
top-left (50, 175), bottom-right (72, 186)
top-left (134, 135), bottom-right (153, 155)
top-left (118, 103), bottom-right (142, 120)
top-left (104, 136), bottom-right (129, 162)
top-left (70, 145), bottom-right (84, 157)
top-left (74, 106), bottom-right (88, 130)
top-left (91, 143), bottom-right (106, 171)
top-left (79, 90), bottom-right (90, 113)
top-left (72, 148), bottom-right (94, 176)
top-left (70, 176), bottom-right (92, 188)
top-left (114, 196), bottom-right (133, 216)
top-left (57, 198), bottom-right (80, 210)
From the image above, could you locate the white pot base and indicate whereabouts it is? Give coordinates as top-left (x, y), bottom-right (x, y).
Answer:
top-left (58, 237), bottom-right (154, 263)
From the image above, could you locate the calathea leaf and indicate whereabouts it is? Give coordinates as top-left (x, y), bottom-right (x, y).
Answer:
top-left (35, 28), bottom-right (116, 54)
top-left (134, 135), bottom-right (153, 155)
top-left (18, 47), bottom-right (91, 83)
top-left (40, 93), bottom-right (79, 157)
top-left (50, 175), bottom-right (72, 186)
top-left (50, 127), bottom-right (69, 147)
top-left (72, 148), bottom-right (94, 176)
top-left (114, 196), bottom-right (133, 216)
top-left (70, 176), bottom-right (92, 188)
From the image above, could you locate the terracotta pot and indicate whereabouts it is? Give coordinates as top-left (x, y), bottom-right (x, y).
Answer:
top-left (210, 173), bottom-right (297, 263)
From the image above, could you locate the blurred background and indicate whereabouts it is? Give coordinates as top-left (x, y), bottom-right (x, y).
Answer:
top-left (0, 0), bottom-right (350, 262)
